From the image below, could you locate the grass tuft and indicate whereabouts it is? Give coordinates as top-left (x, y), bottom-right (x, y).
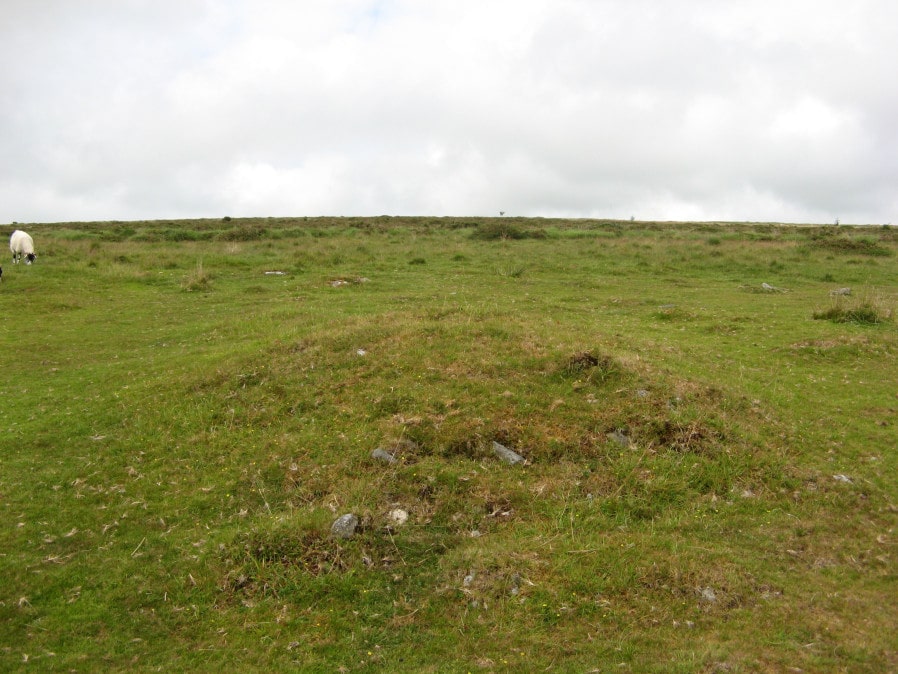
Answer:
top-left (181, 258), bottom-right (212, 291)
top-left (497, 264), bottom-right (526, 278)
top-left (813, 288), bottom-right (894, 324)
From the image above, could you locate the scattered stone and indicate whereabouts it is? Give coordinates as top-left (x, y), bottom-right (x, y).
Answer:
top-left (761, 282), bottom-right (786, 293)
top-left (607, 429), bottom-right (631, 447)
top-left (463, 572), bottom-right (475, 587)
top-left (387, 509), bottom-right (408, 526)
top-left (331, 277), bottom-right (369, 287)
top-left (264, 271), bottom-right (286, 275)
top-left (636, 389), bottom-right (649, 398)
top-left (833, 474), bottom-right (853, 483)
top-left (330, 513), bottom-right (359, 539)
top-left (371, 448), bottom-right (398, 465)
top-left (492, 441), bottom-right (525, 465)
top-left (700, 587), bottom-right (718, 603)
top-left (830, 287), bottom-right (852, 296)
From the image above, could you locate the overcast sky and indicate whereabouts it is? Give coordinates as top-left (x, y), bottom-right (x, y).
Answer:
top-left (2, 0), bottom-right (897, 224)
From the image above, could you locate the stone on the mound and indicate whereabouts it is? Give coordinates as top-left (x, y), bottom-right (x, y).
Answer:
top-left (607, 430), bottom-right (631, 447)
top-left (492, 441), bottom-right (525, 465)
top-left (388, 509), bottom-right (408, 526)
top-left (331, 513), bottom-right (359, 539)
top-left (371, 448), bottom-right (398, 464)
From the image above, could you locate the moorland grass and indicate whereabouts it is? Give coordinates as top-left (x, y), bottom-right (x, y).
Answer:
top-left (0, 218), bottom-right (896, 672)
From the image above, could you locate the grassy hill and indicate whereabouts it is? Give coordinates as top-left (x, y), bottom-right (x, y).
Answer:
top-left (1, 217), bottom-right (896, 671)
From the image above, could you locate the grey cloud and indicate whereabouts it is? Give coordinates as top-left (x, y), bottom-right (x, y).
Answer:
top-left (1, 0), bottom-right (896, 223)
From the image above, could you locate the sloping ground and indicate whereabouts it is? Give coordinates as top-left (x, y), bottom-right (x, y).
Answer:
top-left (0, 218), bottom-right (895, 671)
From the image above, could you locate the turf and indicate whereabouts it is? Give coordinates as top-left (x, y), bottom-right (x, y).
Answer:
top-left (1, 217), bottom-right (896, 672)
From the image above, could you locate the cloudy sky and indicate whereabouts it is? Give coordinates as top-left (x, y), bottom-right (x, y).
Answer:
top-left (2, 0), bottom-right (897, 224)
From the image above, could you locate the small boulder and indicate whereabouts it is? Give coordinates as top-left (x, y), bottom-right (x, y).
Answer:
top-left (331, 513), bottom-right (359, 539)
top-left (607, 429), bottom-right (631, 447)
top-left (388, 509), bottom-right (408, 527)
top-left (492, 441), bottom-right (525, 465)
top-left (700, 587), bottom-right (717, 603)
top-left (371, 448), bottom-right (398, 465)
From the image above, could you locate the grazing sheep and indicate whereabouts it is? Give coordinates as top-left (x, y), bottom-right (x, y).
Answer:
top-left (10, 230), bottom-right (36, 264)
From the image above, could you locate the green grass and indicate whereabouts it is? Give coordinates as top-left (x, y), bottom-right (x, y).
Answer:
top-left (813, 287), bottom-right (894, 325)
top-left (1, 217), bottom-right (896, 672)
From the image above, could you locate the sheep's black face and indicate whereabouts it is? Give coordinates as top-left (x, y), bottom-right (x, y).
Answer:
top-left (26, 254), bottom-right (35, 264)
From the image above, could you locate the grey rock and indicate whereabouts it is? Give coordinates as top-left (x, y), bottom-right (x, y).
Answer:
top-left (830, 287), bottom-right (851, 296)
top-left (607, 430), bottom-right (631, 447)
top-left (387, 508), bottom-right (408, 526)
top-left (371, 448), bottom-right (398, 465)
top-left (700, 587), bottom-right (717, 603)
top-left (331, 513), bottom-right (359, 539)
top-left (492, 441), bottom-right (525, 465)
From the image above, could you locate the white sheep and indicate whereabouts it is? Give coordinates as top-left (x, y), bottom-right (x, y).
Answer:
top-left (10, 230), bottom-right (36, 265)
